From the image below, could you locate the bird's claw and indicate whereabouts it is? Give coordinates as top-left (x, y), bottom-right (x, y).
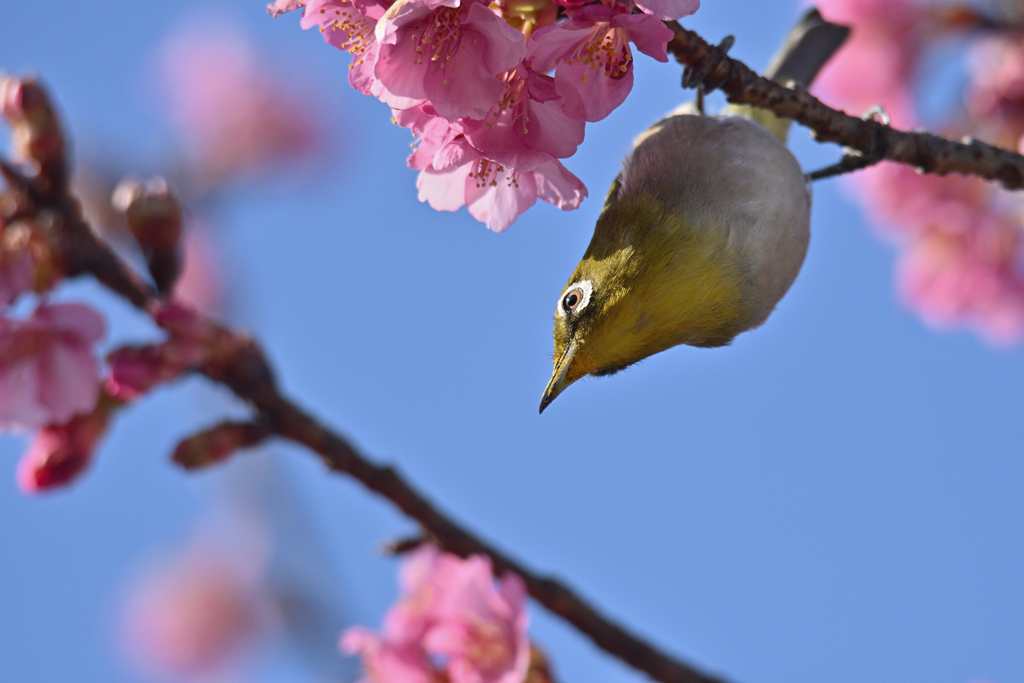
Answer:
top-left (804, 104), bottom-right (891, 182)
top-left (683, 34), bottom-right (736, 113)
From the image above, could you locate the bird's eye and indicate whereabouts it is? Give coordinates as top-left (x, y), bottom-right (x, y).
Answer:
top-left (558, 280), bottom-right (592, 316)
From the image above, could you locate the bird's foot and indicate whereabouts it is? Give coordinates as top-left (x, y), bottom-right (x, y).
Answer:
top-left (683, 34), bottom-right (736, 113)
top-left (805, 105), bottom-right (891, 182)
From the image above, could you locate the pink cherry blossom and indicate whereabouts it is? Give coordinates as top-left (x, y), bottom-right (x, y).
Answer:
top-left (422, 555), bottom-right (529, 683)
top-left (813, 0), bottom-right (923, 127)
top-left (342, 628), bottom-right (435, 683)
top-left (966, 34), bottom-right (1024, 149)
top-left (342, 546), bottom-right (530, 683)
top-left (302, 0), bottom-right (426, 110)
top-left (459, 64), bottom-right (586, 168)
top-left (417, 141), bottom-right (587, 231)
top-left (898, 217), bottom-right (1024, 345)
top-left (848, 163), bottom-right (989, 238)
top-left (397, 103), bottom-right (463, 170)
top-left (527, 4), bottom-right (674, 122)
top-left (0, 302), bottom-right (105, 431)
top-left (374, 0), bottom-right (528, 121)
top-left (17, 403), bottom-right (110, 493)
top-left (842, 164), bottom-right (1024, 343)
top-left (383, 544), bottom-right (451, 641)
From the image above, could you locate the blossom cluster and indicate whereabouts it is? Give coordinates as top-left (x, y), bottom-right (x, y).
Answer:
top-left (1, 22), bottom-right (327, 492)
top-left (271, 0), bottom-right (698, 231)
top-left (814, 0), bottom-right (1024, 344)
top-left (343, 545), bottom-right (531, 683)
top-left (0, 75), bottom-right (240, 492)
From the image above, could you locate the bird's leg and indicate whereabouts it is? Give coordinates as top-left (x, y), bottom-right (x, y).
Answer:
top-left (682, 35), bottom-right (736, 97)
top-left (804, 152), bottom-right (882, 182)
top-left (804, 106), bottom-right (890, 182)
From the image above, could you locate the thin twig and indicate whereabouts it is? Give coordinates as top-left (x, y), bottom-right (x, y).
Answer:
top-left (665, 22), bottom-right (1024, 190)
top-left (74, 222), bottom-right (727, 683)
top-left (3, 132), bottom-right (729, 683)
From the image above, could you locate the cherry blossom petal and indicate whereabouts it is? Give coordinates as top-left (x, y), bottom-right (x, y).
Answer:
top-left (632, 0), bottom-right (699, 22)
top-left (463, 1), bottom-right (529, 76)
top-left (533, 158), bottom-right (587, 209)
top-left (342, 628), bottom-right (435, 683)
top-left (418, 162), bottom-right (475, 211)
top-left (465, 162), bottom-right (539, 232)
top-left (0, 303), bottom-right (105, 431)
top-left (613, 12), bottom-right (674, 62)
top-left (268, 0), bottom-right (307, 17)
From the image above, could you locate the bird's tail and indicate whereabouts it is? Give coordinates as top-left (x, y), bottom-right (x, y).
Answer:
top-left (735, 8), bottom-right (850, 142)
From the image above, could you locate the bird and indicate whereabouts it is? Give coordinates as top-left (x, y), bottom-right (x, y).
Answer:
top-left (539, 9), bottom-right (850, 413)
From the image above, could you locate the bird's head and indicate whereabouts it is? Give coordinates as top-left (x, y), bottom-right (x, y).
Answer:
top-left (539, 193), bottom-right (751, 413)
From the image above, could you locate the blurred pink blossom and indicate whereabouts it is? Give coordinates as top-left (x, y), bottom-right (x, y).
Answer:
top-left (342, 628), bottom-right (435, 683)
top-left (0, 302), bottom-right (105, 431)
top-left (343, 546), bottom-right (529, 683)
top-left (807, 0), bottom-right (1024, 343)
top-left (898, 219), bottom-right (1024, 345)
top-left (120, 536), bottom-right (273, 678)
top-left (812, 0), bottom-right (924, 126)
top-left (967, 34), bottom-right (1024, 149)
top-left (16, 399), bottom-right (112, 493)
top-left (847, 164), bottom-right (1024, 343)
top-left (157, 23), bottom-right (321, 185)
top-left (848, 163), bottom-right (989, 238)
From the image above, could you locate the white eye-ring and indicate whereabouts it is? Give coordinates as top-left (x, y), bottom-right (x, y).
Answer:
top-left (557, 279), bottom-right (592, 317)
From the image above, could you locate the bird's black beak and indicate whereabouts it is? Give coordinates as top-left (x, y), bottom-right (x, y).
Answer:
top-left (539, 341), bottom-right (578, 414)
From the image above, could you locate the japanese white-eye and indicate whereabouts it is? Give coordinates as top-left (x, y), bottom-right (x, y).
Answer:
top-left (540, 9), bottom-right (850, 412)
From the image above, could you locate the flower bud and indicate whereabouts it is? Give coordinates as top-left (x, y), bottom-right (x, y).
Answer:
top-left (105, 339), bottom-right (210, 401)
top-left (112, 177), bottom-right (183, 295)
top-left (0, 75), bottom-right (67, 192)
top-left (150, 301), bottom-right (241, 364)
top-left (171, 421), bottom-right (270, 470)
top-left (16, 397), bottom-right (115, 493)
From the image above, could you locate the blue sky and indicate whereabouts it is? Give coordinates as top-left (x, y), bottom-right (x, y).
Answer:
top-left (1, 2), bottom-right (1021, 683)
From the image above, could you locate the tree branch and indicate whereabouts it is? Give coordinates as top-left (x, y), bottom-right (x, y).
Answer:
top-left (80, 206), bottom-right (728, 683)
top-left (665, 22), bottom-right (1024, 189)
top-left (1, 82), bottom-right (728, 683)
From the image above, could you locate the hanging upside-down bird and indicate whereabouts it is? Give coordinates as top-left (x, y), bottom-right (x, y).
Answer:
top-left (540, 9), bottom-right (851, 413)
